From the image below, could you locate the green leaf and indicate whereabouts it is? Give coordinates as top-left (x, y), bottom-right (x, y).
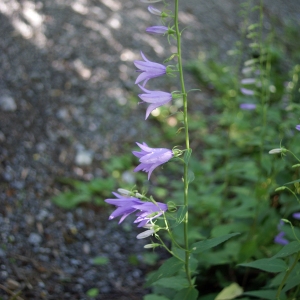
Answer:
top-left (144, 294), bottom-right (170, 300)
top-left (243, 290), bottom-right (286, 300)
top-left (176, 206), bottom-right (188, 225)
top-left (187, 170), bottom-right (195, 184)
top-left (184, 149), bottom-right (192, 165)
top-left (145, 257), bottom-right (184, 287)
top-left (282, 273), bottom-right (300, 293)
top-left (174, 287), bottom-right (199, 300)
top-left (153, 276), bottom-right (189, 291)
top-left (271, 241), bottom-right (300, 259)
top-left (92, 256), bottom-right (109, 265)
top-left (215, 283), bottom-right (243, 300)
top-left (238, 258), bottom-right (288, 273)
top-left (191, 233), bottom-right (240, 254)
top-left (86, 288), bottom-right (99, 297)
top-left (52, 192), bottom-right (89, 209)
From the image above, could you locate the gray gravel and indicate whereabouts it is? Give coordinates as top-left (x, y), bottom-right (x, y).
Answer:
top-left (0, 0), bottom-right (299, 299)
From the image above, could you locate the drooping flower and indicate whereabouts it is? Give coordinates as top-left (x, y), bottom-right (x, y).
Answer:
top-left (240, 103), bottom-right (256, 110)
top-left (274, 231), bottom-right (289, 245)
top-left (105, 192), bottom-right (144, 224)
top-left (133, 201), bottom-right (168, 227)
top-left (146, 26), bottom-right (168, 35)
top-left (240, 87), bottom-right (255, 96)
top-left (105, 192), bottom-right (168, 227)
top-left (138, 84), bottom-right (172, 119)
top-left (133, 142), bottom-right (173, 179)
top-left (269, 148), bottom-right (283, 154)
top-left (296, 125), bottom-right (300, 131)
top-left (293, 212), bottom-right (300, 220)
top-left (241, 78), bottom-right (256, 85)
top-left (148, 6), bottom-right (162, 16)
top-left (134, 52), bottom-right (166, 86)
top-left (274, 220), bottom-right (289, 245)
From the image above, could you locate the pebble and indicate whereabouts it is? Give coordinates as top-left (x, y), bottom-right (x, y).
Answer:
top-left (28, 232), bottom-right (42, 245)
top-left (75, 149), bottom-right (94, 166)
top-left (0, 95), bottom-right (17, 112)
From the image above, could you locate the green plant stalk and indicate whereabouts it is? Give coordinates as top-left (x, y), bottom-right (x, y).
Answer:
top-left (174, 0), bottom-right (192, 286)
top-left (276, 251), bottom-right (300, 299)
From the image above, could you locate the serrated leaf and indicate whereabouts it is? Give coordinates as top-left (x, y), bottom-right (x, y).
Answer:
top-left (145, 257), bottom-right (184, 287)
top-left (153, 276), bottom-right (189, 291)
top-left (191, 233), bottom-right (240, 254)
top-left (174, 287), bottom-right (199, 300)
top-left (215, 283), bottom-right (243, 300)
top-left (239, 258), bottom-right (287, 273)
top-left (271, 241), bottom-right (300, 259)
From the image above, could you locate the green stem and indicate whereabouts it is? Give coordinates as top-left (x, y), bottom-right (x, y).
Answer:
top-left (276, 251), bottom-right (300, 299)
top-left (174, 0), bottom-right (192, 286)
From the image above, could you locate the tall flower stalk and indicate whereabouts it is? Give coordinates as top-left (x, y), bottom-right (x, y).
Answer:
top-left (174, 0), bottom-right (192, 285)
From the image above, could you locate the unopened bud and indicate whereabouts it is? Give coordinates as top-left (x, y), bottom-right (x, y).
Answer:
top-left (117, 188), bottom-right (131, 196)
top-left (269, 148), bottom-right (283, 154)
top-left (136, 229), bottom-right (155, 239)
top-left (144, 243), bottom-right (160, 249)
top-left (275, 186), bottom-right (287, 192)
top-left (148, 6), bottom-right (162, 16)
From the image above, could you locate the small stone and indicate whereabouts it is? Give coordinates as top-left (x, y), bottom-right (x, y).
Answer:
top-left (0, 131), bottom-right (5, 142)
top-left (0, 95), bottom-right (17, 112)
top-left (28, 233), bottom-right (42, 245)
top-left (75, 149), bottom-right (93, 166)
top-left (0, 248), bottom-right (6, 257)
top-left (6, 278), bottom-right (20, 290)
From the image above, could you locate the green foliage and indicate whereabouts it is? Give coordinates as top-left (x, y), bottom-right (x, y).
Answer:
top-left (86, 288), bottom-right (99, 298)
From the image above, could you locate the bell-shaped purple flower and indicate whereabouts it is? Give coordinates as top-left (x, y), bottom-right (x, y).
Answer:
top-left (133, 202), bottom-right (168, 227)
top-left (134, 52), bottom-right (166, 86)
top-left (296, 125), bottom-right (300, 131)
top-left (146, 26), bottom-right (168, 35)
top-left (105, 192), bottom-right (168, 227)
top-left (133, 142), bottom-right (173, 179)
top-left (105, 192), bottom-right (144, 224)
top-left (240, 87), bottom-right (255, 96)
top-left (240, 103), bottom-right (256, 110)
top-left (138, 84), bottom-right (172, 119)
top-left (274, 231), bottom-right (289, 245)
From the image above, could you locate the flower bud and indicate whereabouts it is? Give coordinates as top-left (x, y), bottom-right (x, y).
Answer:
top-left (117, 188), bottom-right (131, 195)
top-left (275, 186), bottom-right (287, 192)
top-left (144, 243), bottom-right (160, 249)
top-left (148, 6), bottom-right (162, 15)
top-left (269, 148), bottom-right (283, 154)
top-left (136, 229), bottom-right (155, 239)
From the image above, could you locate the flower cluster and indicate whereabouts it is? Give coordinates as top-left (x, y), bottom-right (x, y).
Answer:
top-left (105, 0), bottom-right (174, 237)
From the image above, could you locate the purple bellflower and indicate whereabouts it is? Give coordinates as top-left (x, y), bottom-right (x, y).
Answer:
top-left (296, 125), bottom-right (300, 131)
top-left (105, 192), bottom-right (168, 227)
top-left (133, 142), bottom-right (173, 179)
top-left (274, 231), bottom-right (289, 245)
top-left (274, 220), bottom-right (289, 245)
top-left (146, 26), bottom-right (168, 35)
top-left (240, 103), bottom-right (256, 110)
top-left (138, 84), bottom-right (172, 119)
top-left (240, 87), bottom-right (255, 96)
top-left (134, 52), bottom-right (166, 86)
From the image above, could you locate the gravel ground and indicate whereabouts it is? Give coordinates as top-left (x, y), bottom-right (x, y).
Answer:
top-left (0, 0), bottom-right (299, 299)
